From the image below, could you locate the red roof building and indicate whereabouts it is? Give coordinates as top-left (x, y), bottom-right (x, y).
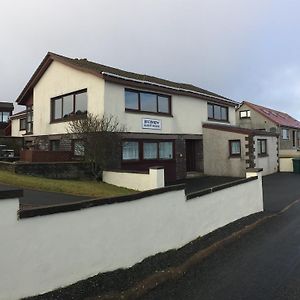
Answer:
top-left (237, 101), bottom-right (300, 156)
top-left (242, 101), bottom-right (300, 129)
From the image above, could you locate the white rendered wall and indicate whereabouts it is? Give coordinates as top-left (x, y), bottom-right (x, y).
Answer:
top-left (254, 135), bottom-right (278, 176)
top-left (103, 168), bottom-right (165, 191)
top-left (203, 128), bottom-right (247, 177)
top-left (104, 81), bottom-right (236, 135)
top-left (21, 61), bottom-right (236, 137)
top-left (279, 157), bottom-right (293, 172)
top-left (11, 118), bottom-right (25, 137)
top-left (0, 177), bottom-right (263, 300)
top-left (32, 60), bottom-right (105, 136)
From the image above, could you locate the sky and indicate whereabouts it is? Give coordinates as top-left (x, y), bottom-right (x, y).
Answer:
top-left (1, 0), bottom-right (300, 117)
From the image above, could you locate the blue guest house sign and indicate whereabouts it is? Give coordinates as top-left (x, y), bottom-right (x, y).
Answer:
top-left (142, 118), bottom-right (162, 130)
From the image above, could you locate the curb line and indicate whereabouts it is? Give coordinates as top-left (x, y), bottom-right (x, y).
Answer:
top-left (86, 199), bottom-right (300, 300)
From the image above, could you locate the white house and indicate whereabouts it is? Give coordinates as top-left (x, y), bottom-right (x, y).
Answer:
top-left (12, 52), bottom-right (239, 182)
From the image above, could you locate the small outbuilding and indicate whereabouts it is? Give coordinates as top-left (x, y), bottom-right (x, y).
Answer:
top-left (203, 123), bottom-right (279, 177)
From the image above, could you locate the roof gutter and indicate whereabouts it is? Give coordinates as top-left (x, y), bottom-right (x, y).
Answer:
top-left (101, 72), bottom-right (239, 106)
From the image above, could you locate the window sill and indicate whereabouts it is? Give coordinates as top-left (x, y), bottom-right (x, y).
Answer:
top-left (125, 109), bottom-right (173, 118)
top-left (229, 155), bottom-right (241, 159)
top-left (122, 158), bottom-right (175, 163)
top-left (50, 115), bottom-right (87, 124)
top-left (207, 118), bottom-right (230, 124)
top-left (258, 154), bottom-right (268, 158)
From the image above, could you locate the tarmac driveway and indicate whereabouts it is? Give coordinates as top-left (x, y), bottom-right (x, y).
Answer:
top-left (180, 172), bottom-right (300, 212)
top-left (2, 172), bottom-right (298, 210)
top-left (263, 172), bottom-right (300, 212)
top-left (174, 175), bottom-right (242, 195)
top-left (0, 182), bottom-right (90, 208)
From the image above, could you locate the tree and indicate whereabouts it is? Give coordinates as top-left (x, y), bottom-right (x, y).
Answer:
top-left (67, 113), bottom-right (126, 180)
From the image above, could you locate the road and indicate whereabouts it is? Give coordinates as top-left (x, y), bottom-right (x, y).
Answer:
top-left (140, 173), bottom-right (300, 300)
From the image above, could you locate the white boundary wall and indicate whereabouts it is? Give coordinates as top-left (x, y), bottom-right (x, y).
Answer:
top-left (103, 167), bottom-right (165, 191)
top-left (0, 173), bottom-right (263, 300)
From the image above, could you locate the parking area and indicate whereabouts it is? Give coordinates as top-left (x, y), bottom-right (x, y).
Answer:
top-left (2, 172), bottom-right (298, 211)
top-left (0, 183), bottom-right (90, 209)
top-left (175, 172), bottom-right (300, 213)
top-left (263, 172), bottom-right (300, 212)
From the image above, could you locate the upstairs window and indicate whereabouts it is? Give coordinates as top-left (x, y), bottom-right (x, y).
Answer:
top-left (208, 103), bottom-right (228, 122)
top-left (0, 112), bottom-right (10, 123)
top-left (239, 110), bottom-right (251, 119)
top-left (51, 89), bottom-right (87, 122)
top-left (282, 128), bottom-right (289, 140)
top-left (125, 89), bottom-right (171, 115)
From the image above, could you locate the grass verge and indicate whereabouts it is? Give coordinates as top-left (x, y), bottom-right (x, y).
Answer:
top-left (0, 170), bottom-right (135, 198)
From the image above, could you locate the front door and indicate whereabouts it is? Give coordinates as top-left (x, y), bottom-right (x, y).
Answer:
top-left (186, 140), bottom-right (196, 172)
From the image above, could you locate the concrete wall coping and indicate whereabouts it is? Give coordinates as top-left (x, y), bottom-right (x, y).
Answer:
top-left (0, 189), bottom-right (23, 200)
top-left (18, 184), bottom-right (185, 219)
top-left (186, 176), bottom-right (258, 200)
top-left (246, 168), bottom-right (263, 172)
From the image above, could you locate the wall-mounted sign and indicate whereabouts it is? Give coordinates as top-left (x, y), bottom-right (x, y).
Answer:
top-left (142, 118), bottom-right (162, 130)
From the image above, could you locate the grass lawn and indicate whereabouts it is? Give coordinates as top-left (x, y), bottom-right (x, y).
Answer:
top-left (0, 170), bottom-right (135, 198)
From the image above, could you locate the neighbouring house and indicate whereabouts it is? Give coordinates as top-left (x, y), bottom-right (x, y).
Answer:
top-left (10, 110), bottom-right (27, 137)
top-left (11, 52), bottom-right (239, 182)
top-left (203, 123), bottom-right (279, 177)
top-left (236, 101), bottom-right (300, 157)
top-left (0, 101), bottom-right (14, 136)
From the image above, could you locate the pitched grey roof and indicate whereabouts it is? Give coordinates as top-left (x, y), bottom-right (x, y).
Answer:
top-left (49, 52), bottom-right (237, 105)
top-left (0, 102), bottom-right (14, 110)
top-left (16, 52), bottom-right (239, 107)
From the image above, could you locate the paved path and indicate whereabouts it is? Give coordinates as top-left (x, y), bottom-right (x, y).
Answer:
top-left (0, 183), bottom-right (90, 208)
top-left (140, 173), bottom-right (300, 300)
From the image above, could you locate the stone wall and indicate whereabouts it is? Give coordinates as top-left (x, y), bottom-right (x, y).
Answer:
top-left (0, 161), bottom-right (92, 179)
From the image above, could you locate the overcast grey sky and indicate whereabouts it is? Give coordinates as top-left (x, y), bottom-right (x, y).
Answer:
top-left (1, 0), bottom-right (300, 116)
